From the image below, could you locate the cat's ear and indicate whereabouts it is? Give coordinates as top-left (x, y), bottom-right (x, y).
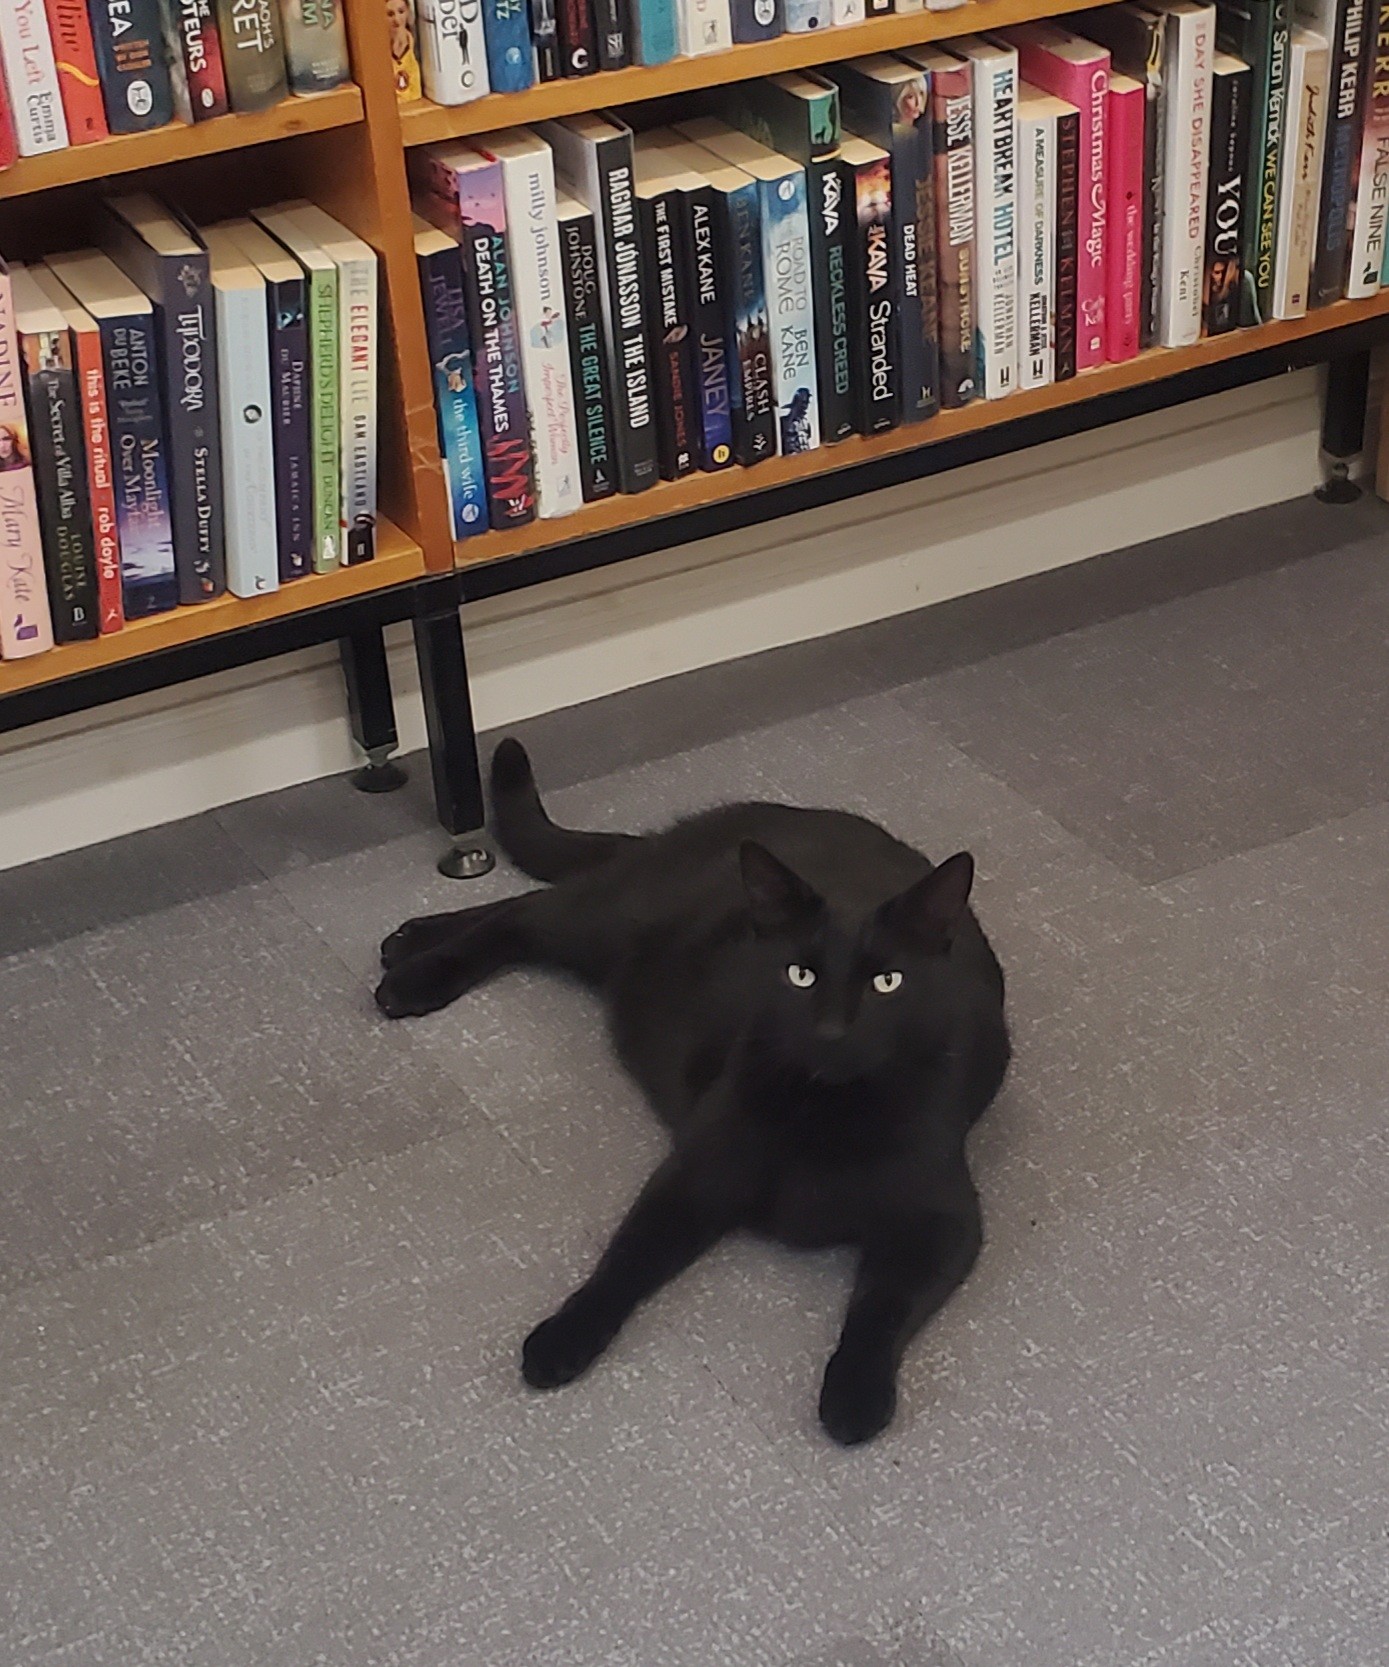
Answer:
top-left (880, 852), bottom-right (975, 953)
top-left (740, 842), bottom-right (823, 935)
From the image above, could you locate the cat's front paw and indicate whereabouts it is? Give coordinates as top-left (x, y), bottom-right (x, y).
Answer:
top-left (380, 913), bottom-right (455, 970)
top-left (521, 1300), bottom-right (616, 1390)
top-left (819, 1348), bottom-right (898, 1447)
top-left (374, 948), bottom-right (465, 1020)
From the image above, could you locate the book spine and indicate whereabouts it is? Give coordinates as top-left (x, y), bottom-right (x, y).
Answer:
top-left (682, 184), bottom-right (735, 471)
top-left (419, 242), bottom-right (489, 538)
top-left (1017, 106), bottom-right (1055, 389)
top-left (847, 149), bottom-right (898, 434)
top-left (1313, 0), bottom-right (1368, 300)
top-left (1350, 0), bottom-right (1389, 291)
top-left (0, 55), bottom-right (19, 171)
top-left (457, 190), bottom-right (537, 527)
top-left (481, 0), bottom-right (535, 90)
top-left (807, 156), bottom-right (853, 443)
top-left (719, 179), bottom-right (776, 463)
top-left (899, 76), bottom-right (940, 422)
top-left (70, 316), bottom-right (124, 630)
top-left (1253, 0), bottom-right (1292, 318)
top-left (558, 211), bottom-right (618, 500)
top-left (214, 281), bottom-right (277, 596)
top-left (23, 329), bottom-right (98, 643)
top-left (1160, 6), bottom-right (1216, 346)
top-left (389, 0), bottom-right (423, 97)
top-left (305, 266), bottom-right (340, 570)
top-left (556, 0), bottom-right (596, 73)
top-left (88, 0), bottom-right (174, 132)
top-left (592, 0), bottom-right (628, 66)
top-left (594, 132), bottom-right (658, 492)
top-left (1055, 104), bottom-right (1079, 380)
top-left (168, 0), bottom-right (231, 119)
top-left (640, 191), bottom-right (697, 479)
top-left (1204, 67), bottom-right (1251, 331)
top-left (784, 0), bottom-right (828, 27)
top-left (215, 0), bottom-right (289, 110)
top-left (729, 0), bottom-right (780, 42)
top-left (1106, 82), bottom-right (1144, 360)
top-left (43, 0), bottom-right (107, 143)
top-left (680, 0), bottom-right (731, 53)
top-left (496, 144), bottom-right (581, 517)
top-left (1275, 34), bottom-right (1330, 315)
top-left (0, 275), bottom-right (54, 657)
top-left (865, 0), bottom-right (893, 14)
top-left (973, 49), bottom-right (1018, 399)
top-left (266, 274), bottom-right (313, 579)
top-left (334, 246), bottom-right (376, 563)
top-left (759, 171), bottom-right (819, 454)
top-left (1140, 54), bottom-right (1163, 347)
top-left (418, 0), bottom-right (490, 101)
top-left (632, 0), bottom-right (676, 61)
top-left (277, 0), bottom-right (350, 93)
top-left (933, 66), bottom-right (977, 407)
top-left (529, 0), bottom-right (560, 77)
top-left (830, 0), bottom-right (862, 18)
top-left (1, 0), bottom-right (70, 154)
top-left (97, 311), bottom-right (179, 617)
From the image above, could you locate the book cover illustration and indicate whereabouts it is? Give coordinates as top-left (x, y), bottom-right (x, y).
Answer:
top-left (761, 170), bottom-right (818, 454)
top-left (0, 262), bottom-right (55, 658)
top-left (843, 137), bottom-right (898, 433)
top-left (727, 180), bottom-right (775, 463)
top-left (388, 0), bottom-right (423, 97)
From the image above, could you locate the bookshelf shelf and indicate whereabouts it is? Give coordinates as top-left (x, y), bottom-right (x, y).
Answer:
top-left (0, 520), bottom-right (424, 702)
top-left (0, 88), bottom-right (366, 201)
top-left (452, 293), bottom-right (1389, 571)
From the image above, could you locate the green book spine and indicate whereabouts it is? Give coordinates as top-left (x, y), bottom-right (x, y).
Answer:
top-left (1220, 0), bottom-right (1290, 323)
top-left (307, 266), bottom-right (341, 572)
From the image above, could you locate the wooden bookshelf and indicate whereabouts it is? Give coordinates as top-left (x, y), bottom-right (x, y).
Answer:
top-left (0, 520), bottom-right (424, 701)
top-left (0, 87), bottom-right (365, 200)
top-left (398, 0), bottom-right (1101, 145)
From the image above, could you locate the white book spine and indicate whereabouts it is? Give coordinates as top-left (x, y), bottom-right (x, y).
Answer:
top-left (1274, 33), bottom-right (1330, 317)
top-left (1158, 5), bottom-right (1216, 346)
top-left (831, 0), bottom-right (864, 20)
top-left (0, 0), bottom-right (69, 156)
top-left (214, 282), bottom-right (279, 598)
top-left (925, 0), bottom-right (969, 10)
top-left (784, 0), bottom-right (830, 27)
top-left (971, 46), bottom-right (1018, 399)
top-left (760, 173), bottom-right (820, 454)
top-left (680, 0), bottom-right (733, 50)
top-left (1347, 111), bottom-right (1389, 297)
top-left (417, 0), bottom-right (491, 105)
top-left (894, 0), bottom-right (925, 14)
top-left (1018, 107), bottom-right (1055, 389)
top-left (496, 142), bottom-right (583, 518)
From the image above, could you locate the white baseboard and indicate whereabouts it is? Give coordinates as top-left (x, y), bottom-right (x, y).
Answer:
top-left (0, 371), bottom-right (1325, 872)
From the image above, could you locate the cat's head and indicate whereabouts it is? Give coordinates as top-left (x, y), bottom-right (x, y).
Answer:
top-left (739, 841), bottom-right (975, 1085)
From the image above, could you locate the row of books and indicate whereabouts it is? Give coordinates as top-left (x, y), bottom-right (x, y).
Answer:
top-left (388, 0), bottom-right (968, 103)
top-left (0, 197), bottom-right (378, 661)
top-left (0, 0), bottom-right (350, 165)
top-left (414, 1), bottom-right (1389, 539)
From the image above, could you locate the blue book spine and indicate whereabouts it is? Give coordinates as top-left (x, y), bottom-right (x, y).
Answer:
top-left (758, 171), bottom-right (819, 454)
top-left (483, 0), bottom-right (537, 91)
top-left (730, 0), bottom-right (781, 43)
top-left (419, 242), bottom-right (490, 539)
top-left (722, 178), bottom-right (776, 465)
top-left (633, 0), bottom-right (677, 63)
top-left (97, 312), bottom-right (178, 618)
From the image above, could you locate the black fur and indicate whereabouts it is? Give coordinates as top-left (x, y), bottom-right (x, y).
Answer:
top-left (377, 738), bottom-right (1011, 1445)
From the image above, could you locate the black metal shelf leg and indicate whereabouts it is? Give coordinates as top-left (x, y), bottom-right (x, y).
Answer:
top-left (340, 627), bottom-right (408, 793)
top-left (1317, 351), bottom-right (1370, 504)
top-left (412, 604), bottom-right (495, 879)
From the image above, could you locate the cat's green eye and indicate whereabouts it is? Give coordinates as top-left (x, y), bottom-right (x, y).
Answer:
top-left (786, 964), bottom-right (816, 988)
top-left (873, 971), bottom-right (904, 995)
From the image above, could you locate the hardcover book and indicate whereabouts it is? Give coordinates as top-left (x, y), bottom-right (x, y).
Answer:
top-left (1106, 72), bottom-right (1145, 360)
top-left (43, 0), bottom-right (107, 143)
top-left (556, 193), bottom-right (618, 500)
top-left (482, 0), bottom-right (536, 90)
top-left (949, 35), bottom-right (1018, 399)
top-left (223, 216), bottom-right (315, 580)
top-left (0, 260), bottom-right (56, 658)
top-left (1, 0), bottom-right (70, 154)
top-left (417, 0), bottom-right (491, 102)
top-left (839, 134), bottom-right (898, 433)
top-left (278, 0), bottom-right (351, 93)
top-left (1216, 0), bottom-right (1291, 321)
top-left (1204, 53), bottom-right (1252, 331)
top-left (46, 250), bottom-right (179, 618)
top-left (415, 219), bottom-right (489, 538)
top-left (213, 0), bottom-right (289, 110)
top-left (164, 0), bottom-right (232, 120)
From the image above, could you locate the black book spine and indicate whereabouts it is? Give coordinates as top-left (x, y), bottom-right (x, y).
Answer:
top-left (846, 153), bottom-right (899, 435)
top-left (730, 0), bottom-right (782, 43)
top-left (97, 311), bottom-right (179, 617)
top-left (1313, 0), bottom-right (1370, 303)
top-left (1204, 66), bottom-right (1252, 335)
top-left (592, 0), bottom-right (630, 68)
top-left (24, 343), bottom-right (99, 643)
top-left (559, 212), bottom-right (618, 501)
top-left (907, 112), bottom-right (941, 423)
top-left (267, 273), bottom-right (313, 581)
top-left (807, 157), bottom-right (854, 444)
top-left (681, 185), bottom-right (735, 472)
top-left (1054, 105), bottom-right (1080, 382)
top-left (459, 220), bottom-right (537, 528)
top-left (598, 135), bottom-right (659, 493)
top-left (640, 190), bottom-right (697, 481)
top-left (557, 0), bottom-right (597, 74)
top-left (865, 0), bottom-right (893, 14)
top-left (87, 0), bottom-right (176, 134)
top-left (530, 0), bottom-right (562, 79)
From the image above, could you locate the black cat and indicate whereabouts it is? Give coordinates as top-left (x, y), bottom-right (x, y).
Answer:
top-left (376, 740), bottom-right (1010, 1445)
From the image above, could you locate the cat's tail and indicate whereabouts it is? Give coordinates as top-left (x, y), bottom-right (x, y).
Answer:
top-left (490, 738), bottom-right (639, 883)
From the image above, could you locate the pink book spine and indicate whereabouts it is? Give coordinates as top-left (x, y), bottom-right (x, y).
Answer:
top-left (1105, 79), bottom-right (1143, 363)
top-left (1017, 38), bottom-right (1109, 369)
top-left (0, 266), bottom-right (55, 659)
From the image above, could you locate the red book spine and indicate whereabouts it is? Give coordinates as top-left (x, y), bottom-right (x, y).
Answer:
top-left (174, 0), bottom-right (230, 121)
top-left (1105, 78), bottom-right (1143, 363)
top-left (72, 321), bottom-right (123, 633)
top-left (0, 66), bottom-right (17, 170)
top-left (42, 0), bottom-right (109, 144)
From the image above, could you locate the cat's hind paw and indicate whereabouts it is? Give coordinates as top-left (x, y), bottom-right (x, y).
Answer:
top-left (818, 1348), bottom-right (898, 1447)
top-left (521, 1302), bottom-right (617, 1390)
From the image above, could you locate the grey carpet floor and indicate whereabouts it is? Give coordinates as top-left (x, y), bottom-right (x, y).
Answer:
top-left (4, 496), bottom-right (1388, 1667)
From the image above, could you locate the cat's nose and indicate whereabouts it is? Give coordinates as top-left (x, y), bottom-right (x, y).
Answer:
top-left (814, 1016), bottom-right (849, 1043)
